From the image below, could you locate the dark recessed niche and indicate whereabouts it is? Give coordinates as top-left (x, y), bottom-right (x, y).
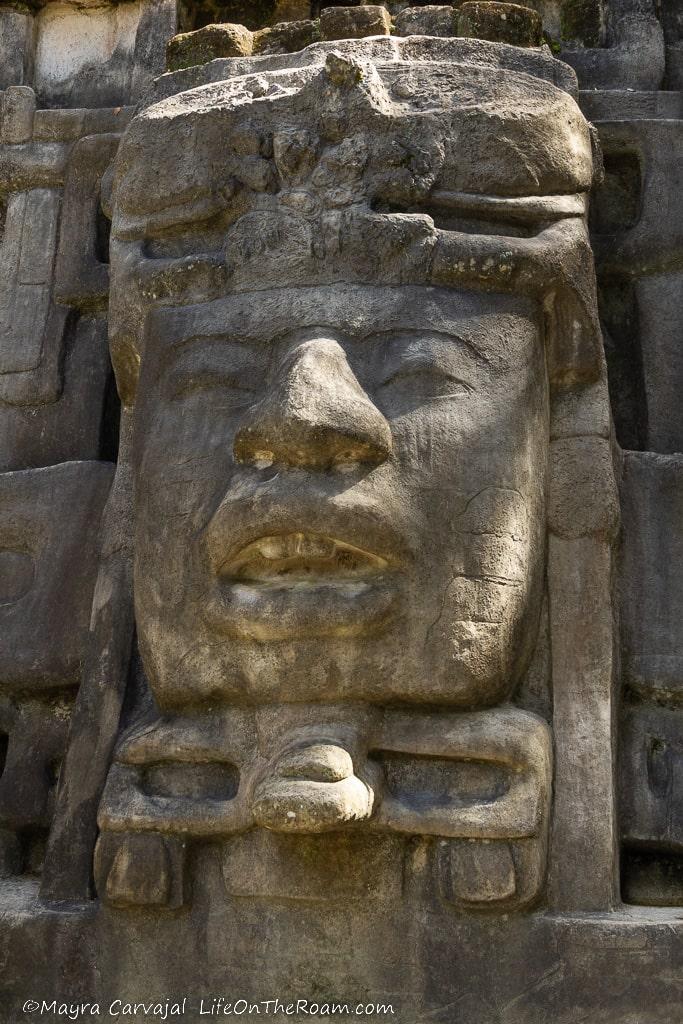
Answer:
top-left (99, 368), bottom-right (121, 464)
top-left (0, 733), bottom-right (8, 778)
top-left (598, 276), bottom-right (649, 451)
top-left (372, 751), bottom-right (508, 810)
top-left (622, 846), bottom-right (683, 906)
top-left (590, 150), bottom-right (642, 235)
top-left (21, 828), bottom-right (48, 877)
top-left (143, 762), bottom-right (240, 802)
top-left (179, 0), bottom-right (277, 32)
top-left (95, 201), bottom-right (111, 265)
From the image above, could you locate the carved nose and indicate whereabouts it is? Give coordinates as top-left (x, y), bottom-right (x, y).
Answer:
top-left (234, 337), bottom-right (392, 470)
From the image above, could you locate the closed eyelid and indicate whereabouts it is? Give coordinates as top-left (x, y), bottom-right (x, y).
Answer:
top-left (376, 342), bottom-right (480, 386)
top-left (378, 361), bottom-right (474, 392)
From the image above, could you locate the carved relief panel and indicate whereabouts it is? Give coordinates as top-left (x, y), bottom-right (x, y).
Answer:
top-left (88, 39), bottom-right (612, 915)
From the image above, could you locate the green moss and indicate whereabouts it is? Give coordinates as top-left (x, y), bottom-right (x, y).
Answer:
top-left (543, 30), bottom-right (562, 52)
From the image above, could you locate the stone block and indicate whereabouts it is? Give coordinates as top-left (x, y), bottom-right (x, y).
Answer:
top-left (166, 23), bottom-right (253, 72)
top-left (548, 436), bottom-right (619, 541)
top-left (1, 86), bottom-right (36, 145)
top-left (130, 0), bottom-right (178, 102)
top-left (620, 452), bottom-right (683, 703)
top-left (436, 837), bottom-right (547, 910)
top-left (0, 9), bottom-right (34, 91)
top-left (550, 380), bottom-right (611, 441)
top-left (548, 535), bottom-right (618, 911)
top-left (395, 6), bottom-right (455, 37)
top-left (457, 1), bottom-right (543, 46)
top-left (593, 120), bottom-right (682, 280)
top-left (320, 5), bottom-right (392, 39)
top-left (0, 315), bottom-right (112, 472)
top-left (0, 462), bottom-right (114, 692)
top-left (95, 832), bottom-right (187, 909)
top-left (54, 133), bottom-right (120, 309)
top-left (41, 445), bottom-right (136, 903)
top-left (559, 0), bottom-right (603, 47)
top-left (0, 697), bottom-right (70, 831)
top-left (636, 272), bottom-right (683, 455)
top-left (561, 8), bottom-right (664, 91)
top-left (0, 187), bottom-right (70, 411)
top-left (222, 831), bottom-right (404, 900)
top-left (253, 19), bottom-right (319, 54)
top-left (579, 89), bottom-right (682, 120)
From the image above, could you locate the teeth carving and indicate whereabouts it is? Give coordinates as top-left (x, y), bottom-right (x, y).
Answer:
top-left (220, 533), bottom-right (389, 581)
top-left (257, 534), bottom-right (337, 560)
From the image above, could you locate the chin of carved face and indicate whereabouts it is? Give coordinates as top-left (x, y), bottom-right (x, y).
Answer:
top-left (133, 286), bottom-right (548, 712)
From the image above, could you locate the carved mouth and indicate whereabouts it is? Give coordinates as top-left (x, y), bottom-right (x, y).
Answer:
top-left (219, 532), bottom-right (390, 584)
top-left (206, 532), bottom-right (398, 641)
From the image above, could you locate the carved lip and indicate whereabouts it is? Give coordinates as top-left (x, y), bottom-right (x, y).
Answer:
top-left (218, 532), bottom-right (391, 583)
top-left (202, 500), bottom-right (412, 581)
top-left (204, 531), bottom-right (400, 641)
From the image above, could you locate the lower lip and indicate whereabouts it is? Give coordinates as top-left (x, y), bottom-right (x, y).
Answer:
top-left (204, 577), bottom-right (398, 642)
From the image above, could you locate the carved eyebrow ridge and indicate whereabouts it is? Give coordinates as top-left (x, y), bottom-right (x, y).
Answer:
top-left (160, 333), bottom-right (257, 369)
top-left (364, 329), bottom-right (491, 365)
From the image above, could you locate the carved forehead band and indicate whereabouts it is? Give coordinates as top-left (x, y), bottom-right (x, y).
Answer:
top-left (108, 52), bottom-right (602, 406)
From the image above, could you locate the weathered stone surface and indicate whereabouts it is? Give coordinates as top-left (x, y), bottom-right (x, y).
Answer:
top-left (0, 462), bottom-right (113, 691)
top-left (0, 9), bottom-right (33, 91)
top-left (0, 315), bottom-right (112, 473)
top-left (0, 2), bottom-right (678, 1019)
top-left (253, 18), bottom-right (319, 53)
top-left (320, 4), bottom-right (392, 39)
top-left (167, 22), bottom-right (254, 70)
top-left (548, 534), bottom-right (618, 911)
top-left (620, 452), bottom-right (683, 703)
top-left (561, 0), bottom-right (665, 90)
top-left (54, 132), bottom-right (120, 309)
top-left (457, 1), bottom-right (543, 46)
top-left (620, 705), bottom-right (683, 851)
top-left (42, 426), bottom-right (135, 902)
top-left (0, 110), bottom-right (119, 470)
top-left (0, 86), bottom-right (36, 145)
top-left (592, 119), bottom-right (683, 454)
top-left (150, 34), bottom-right (580, 103)
top-left (67, 38), bottom-right (623, 951)
top-left (579, 88), bottom-right (682, 120)
top-left (548, 436), bottom-right (620, 540)
top-left (395, 5), bottom-right (456, 37)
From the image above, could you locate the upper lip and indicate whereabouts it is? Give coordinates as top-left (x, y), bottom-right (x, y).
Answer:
top-left (218, 532), bottom-right (390, 581)
top-left (201, 496), bottom-right (411, 579)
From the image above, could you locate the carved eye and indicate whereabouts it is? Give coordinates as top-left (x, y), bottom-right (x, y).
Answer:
top-left (376, 361), bottom-right (473, 411)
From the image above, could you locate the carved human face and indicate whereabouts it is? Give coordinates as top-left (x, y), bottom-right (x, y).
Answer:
top-left (132, 285), bottom-right (547, 712)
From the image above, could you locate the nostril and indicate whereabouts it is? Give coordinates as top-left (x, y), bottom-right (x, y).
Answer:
top-left (334, 458), bottom-right (362, 475)
top-left (252, 450), bottom-right (275, 470)
top-left (233, 336), bottom-right (393, 470)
